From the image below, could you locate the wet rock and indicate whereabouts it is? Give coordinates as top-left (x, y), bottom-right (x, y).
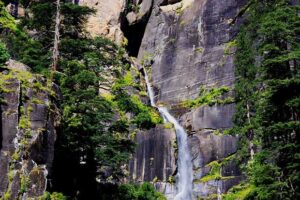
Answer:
top-left (193, 176), bottom-right (243, 199)
top-left (181, 104), bottom-right (235, 131)
top-left (129, 125), bottom-right (177, 182)
top-left (189, 130), bottom-right (238, 169)
top-left (220, 176), bottom-right (244, 192)
top-left (0, 78), bottom-right (20, 153)
top-left (9, 171), bottom-right (21, 200)
top-left (154, 182), bottom-right (177, 200)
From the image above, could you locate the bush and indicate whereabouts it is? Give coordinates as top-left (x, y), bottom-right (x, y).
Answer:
top-left (0, 41), bottom-right (9, 65)
top-left (183, 86), bottom-right (232, 108)
top-left (114, 183), bottom-right (166, 200)
top-left (40, 192), bottom-right (67, 200)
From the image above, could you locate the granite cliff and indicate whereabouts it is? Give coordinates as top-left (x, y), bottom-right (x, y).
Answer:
top-left (122, 0), bottom-right (248, 199)
top-left (0, 60), bottom-right (60, 199)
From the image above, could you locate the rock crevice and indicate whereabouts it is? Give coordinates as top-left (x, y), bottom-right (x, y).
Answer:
top-left (0, 61), bottom-right (60, 199)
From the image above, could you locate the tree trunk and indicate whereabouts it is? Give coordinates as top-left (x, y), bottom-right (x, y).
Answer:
top-left (51, 0), bottom-right (60, 72)
top-left (247, 102), bottom-right (255, 160)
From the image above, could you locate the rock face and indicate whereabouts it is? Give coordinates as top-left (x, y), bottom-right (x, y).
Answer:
top-left (129, 125), bottom-right (177, 182)
top-left (80, 0), bottom-right (125, 44)
top-left (0, 61), bottom-right (60, 199)
top-left (125, 0), bottom-right (153, 25)
top-left (128, 0), bottom-right (249, 199)
top-left (138, 0), bottom-right (247, 103)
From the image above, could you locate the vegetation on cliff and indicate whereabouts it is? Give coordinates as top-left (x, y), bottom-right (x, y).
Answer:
top-left (225, 0), bottom-right (300, 199)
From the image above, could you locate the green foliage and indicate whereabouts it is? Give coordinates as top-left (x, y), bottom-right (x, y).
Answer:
top-left (224, 40), bottom-right (237, 55)
top-left (59, 54), bottom-right (135, 178)
top-left (163, 122), bottom-right (174, 129)
top-left (0, 1), bottom-right (17, 32)
top-left (0, 1), bottom-right (96, 75)
top-left (20, 174), bottom-right (29, 193)
top-left (0, 1), bottom-right (148, 199)
top-left (112, 71), bottom-right (163, 129)
top-left (198, 161), bottom-right (221, 182)
top-left (231, 0), bottom-right (300, 199)
top-left (223, 183), bottom-right (255, 200)
top-left (183, 86), bottom-right (233, 108)
top-left (3, 191), bottom-right (10, 200)
top-left (168, 176), bottom-right (175, 184)
top-left (113, 183), bottom-right (166, 200)
top-left (60, 3), bottom-right (95, 38)
top-left (196, 155), bottom-right (236, 183)
top-left (39, 192), bottom-right (67, 200)
top-left (0, 41), bottom-right (9, 65)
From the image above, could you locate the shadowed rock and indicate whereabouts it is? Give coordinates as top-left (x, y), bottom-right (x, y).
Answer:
top-left (129, 125), bottom-right (177, 182)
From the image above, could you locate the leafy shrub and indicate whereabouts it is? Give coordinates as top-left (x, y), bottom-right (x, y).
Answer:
top-left (0, 41), bottom-right (9, 65)
top-left (183, 86), bottom-right (233, 108)
top-left (40, 192), bottom-right (67, 200)
top-left (114, 183), bottom-right (166, 200)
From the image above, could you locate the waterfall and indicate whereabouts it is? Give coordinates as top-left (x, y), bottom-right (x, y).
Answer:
top-left (143, 68), bottom-right (193, 200)
top-left (218, 185), bottom-right (222, 200)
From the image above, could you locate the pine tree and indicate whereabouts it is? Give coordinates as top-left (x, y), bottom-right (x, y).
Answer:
top-left (230, 0), bottom-right (300, 199)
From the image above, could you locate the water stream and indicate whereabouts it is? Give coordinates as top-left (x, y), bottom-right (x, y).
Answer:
top-left (143, 68), bottom-right (193, 200)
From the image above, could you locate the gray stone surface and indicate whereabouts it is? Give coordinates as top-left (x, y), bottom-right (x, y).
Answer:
top-left (0, 77), bottom-right (20, 197)
top-left (79, 0), bottom-right (126, 43)
top-left (129, 125), bottom-right (177, 182)
top-left (0, 153), bottom-right (9, 196)
top-left (189, 130), bottom-right (238, 169)
top-left (0, 63), bottom-right (59, 199)
top-left (138, 0), bottom-right (248, 104)
top-left (126, 0), bottom-right (154, 25)
top-left (193, 176), bottom-right (244, 198)
top-left (154, 182), bottom-right (177, 200)
top-left (0, 78), bottom-right (20, 152)
top-left (181, 104), bottom-right (235, 131)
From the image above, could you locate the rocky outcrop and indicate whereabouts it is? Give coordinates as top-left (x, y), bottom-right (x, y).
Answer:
top-left (125, 0), bottom-right (153, 25)
top-left (0, 60), bottom-right (60, 199)
top-left (80, 0), bottom-right (126, 44)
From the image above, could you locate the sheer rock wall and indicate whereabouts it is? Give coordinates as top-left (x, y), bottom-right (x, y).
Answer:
top-left (129, 0), bottom-right (248, 199)
top-left (0, 60), bottom-right (60, 199)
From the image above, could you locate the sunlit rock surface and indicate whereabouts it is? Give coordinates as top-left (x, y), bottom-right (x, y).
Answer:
top-left (80, 0), bottom-right (125, 44)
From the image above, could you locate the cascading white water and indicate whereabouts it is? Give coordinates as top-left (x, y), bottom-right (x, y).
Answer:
top-left (218, 186), bottom-right (222, 200)
top-left (143, 68), bottom-right (193, 200)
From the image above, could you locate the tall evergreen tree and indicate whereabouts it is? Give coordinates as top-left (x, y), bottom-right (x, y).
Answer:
top-left (230, 0), bottom-right (300, 199)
